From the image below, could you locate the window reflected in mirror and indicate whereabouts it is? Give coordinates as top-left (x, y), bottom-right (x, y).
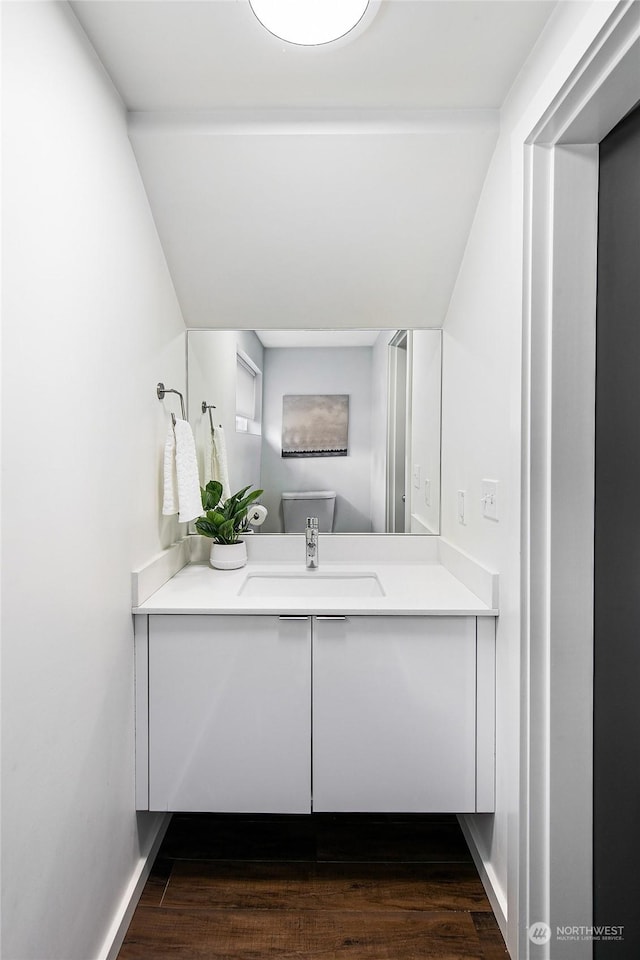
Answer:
top-left (187, 329), bottom-right (441, 534)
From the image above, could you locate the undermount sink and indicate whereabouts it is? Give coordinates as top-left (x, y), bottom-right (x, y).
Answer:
top-left (238, 572), bottom-right (385, 598)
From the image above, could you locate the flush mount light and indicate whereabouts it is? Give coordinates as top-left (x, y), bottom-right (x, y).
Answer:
top-left (249, 0), bottom-right (370, 46)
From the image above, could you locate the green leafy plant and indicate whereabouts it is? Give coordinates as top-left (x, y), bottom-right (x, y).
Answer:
top-left (195, 481), bottom-right (264, 545)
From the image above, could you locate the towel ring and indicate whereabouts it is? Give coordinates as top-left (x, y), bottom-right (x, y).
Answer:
top-left (157, 383), bottom-right (186, 424)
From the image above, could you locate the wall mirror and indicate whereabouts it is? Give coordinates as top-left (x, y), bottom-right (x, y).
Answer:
top-left (187, 329), bottom-right (442, 535)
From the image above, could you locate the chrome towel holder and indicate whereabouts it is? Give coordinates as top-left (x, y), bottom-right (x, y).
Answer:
top-left (202, 401), bottom-right (220, 433)
top-left (157, 382), bottom-right (186, 425)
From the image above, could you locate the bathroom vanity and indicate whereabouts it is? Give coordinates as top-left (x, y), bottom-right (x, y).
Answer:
top-left (133, 540), bottom-right (498, 817)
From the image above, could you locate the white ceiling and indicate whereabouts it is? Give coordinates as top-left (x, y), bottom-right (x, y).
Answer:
top-left (71, 1), bottom-right (557, 329)
top-left (257, 330), bottom-right (383, 348)
top-left (71, 1), bottom-right (556, 112)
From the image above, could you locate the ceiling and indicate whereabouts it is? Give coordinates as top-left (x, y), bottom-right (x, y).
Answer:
top-left (71, 0), bottom-right (557, 329)
top-left (71, 1), bottom-right (556, 112)
top-left (256, 330), bottom-right (383, 348)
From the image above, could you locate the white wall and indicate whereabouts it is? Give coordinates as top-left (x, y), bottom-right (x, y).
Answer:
top-left (129, 121), bottom-right (499, 331)
top-left (440, 1), bottom-right (622, 954)
top-left (1, 4), bottom-right (186, 958)
top-left (260, 347), bottom-right (374, 532)
top-left (442, 134), bottom-right (516, 930)
top-left (187, 330), bottom-right (263, 496)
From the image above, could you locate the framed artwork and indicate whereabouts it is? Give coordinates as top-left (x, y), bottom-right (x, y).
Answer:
top-left (282, 394), bottom-right (349, 458)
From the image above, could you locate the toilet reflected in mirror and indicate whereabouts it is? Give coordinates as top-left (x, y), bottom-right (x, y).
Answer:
top-left (282, 491), bottom-right (336, 533)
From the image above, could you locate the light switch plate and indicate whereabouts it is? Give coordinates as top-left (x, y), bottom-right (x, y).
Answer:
top-left (481, 480), bottom-right (499, 521)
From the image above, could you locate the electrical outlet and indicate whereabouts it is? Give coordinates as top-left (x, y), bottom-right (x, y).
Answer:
top-left (481, 479), bottom-right (499, 521)
top-left (457, 490), bottom-right (466, 524)
top-left (424, 478), bottom-right (431, 507)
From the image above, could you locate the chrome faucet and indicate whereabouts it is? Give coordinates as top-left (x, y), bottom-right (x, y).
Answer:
top-left (306, 517), bottom-right (319, 568)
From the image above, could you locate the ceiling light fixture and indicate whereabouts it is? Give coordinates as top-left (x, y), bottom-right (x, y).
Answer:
top-left (249, 0), bottom-right (370, 46)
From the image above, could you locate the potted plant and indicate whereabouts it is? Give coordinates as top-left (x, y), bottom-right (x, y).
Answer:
top-left (195, 480), bottom-right (264, 569)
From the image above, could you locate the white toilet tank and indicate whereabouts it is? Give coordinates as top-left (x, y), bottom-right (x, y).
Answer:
top-left (281, 490), bottom-right (336, 533)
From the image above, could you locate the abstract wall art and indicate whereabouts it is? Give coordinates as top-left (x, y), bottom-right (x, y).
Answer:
top-left (282, 394), bottom-right (349, 458)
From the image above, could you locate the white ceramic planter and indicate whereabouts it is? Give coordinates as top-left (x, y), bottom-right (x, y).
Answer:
top-left (209, 540), bottom-right (247, 570)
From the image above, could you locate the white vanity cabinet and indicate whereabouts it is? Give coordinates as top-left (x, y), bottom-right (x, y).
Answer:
top-left (146, 615), bottom-right (312, 813)
top-left (136, 612), bottom-right (495, 814)
top-left (312, 616), bottom-right (477, 812)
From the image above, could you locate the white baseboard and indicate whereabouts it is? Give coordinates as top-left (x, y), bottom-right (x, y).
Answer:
top-left (97, 813), bottom-right (171, 960)
top-left (458, 814), bottom-right (508, 946)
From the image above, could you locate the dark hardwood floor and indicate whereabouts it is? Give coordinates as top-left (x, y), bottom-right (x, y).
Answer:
top-left (118, 814), bottom-right (507, 959)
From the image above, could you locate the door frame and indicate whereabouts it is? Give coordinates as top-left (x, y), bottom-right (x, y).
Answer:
top-left (521, 3), bottom-right (640, 958)
top-left (386, 330), bottom-right (409, 532)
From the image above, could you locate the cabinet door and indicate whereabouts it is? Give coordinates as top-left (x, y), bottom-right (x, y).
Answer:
top-left (313, 616), bottom-right (476, 812)
top-left (148, 615), bottom-right (311, 813)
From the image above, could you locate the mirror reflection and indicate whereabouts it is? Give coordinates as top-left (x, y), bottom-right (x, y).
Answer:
top-left (187, 329), bottom-right (441, 534)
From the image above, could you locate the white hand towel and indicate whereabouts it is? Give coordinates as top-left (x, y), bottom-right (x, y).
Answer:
top-left (211, 426), bottom-right (231, 501)
top-left (174, 419), bottom-right (203, 523)
top-left (162, 424), bottom-right (178, 516)
top-left (203, 428), bottom-right (213, 486)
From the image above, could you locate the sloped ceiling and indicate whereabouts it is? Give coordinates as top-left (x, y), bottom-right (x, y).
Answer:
top-left (71, 1), bottom-right (556, 328)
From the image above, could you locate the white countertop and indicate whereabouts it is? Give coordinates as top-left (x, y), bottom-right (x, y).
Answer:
top-left (133, 560), bottom-right (498, 616)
